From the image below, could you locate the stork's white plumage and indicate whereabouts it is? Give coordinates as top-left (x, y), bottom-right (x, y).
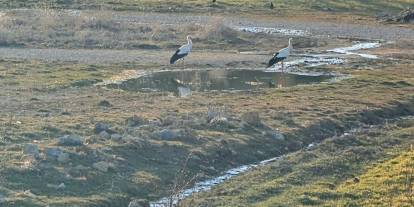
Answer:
top-left (267, 38), bottom-right (293, 69)
top-left (170, 35), bottom-right (193, 64)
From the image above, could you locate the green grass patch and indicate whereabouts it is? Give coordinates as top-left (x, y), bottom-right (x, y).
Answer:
top-left (184, 118), bottom-right (414, 206)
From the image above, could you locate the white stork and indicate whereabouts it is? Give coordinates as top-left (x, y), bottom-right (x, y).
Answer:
top-left (267, 38), bottom-right (293, 72)
top-left (170, 35), bottom-right (192, 64)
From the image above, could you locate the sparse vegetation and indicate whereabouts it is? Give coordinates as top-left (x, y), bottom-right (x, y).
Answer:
top-left (0, 1), bottom-right (413, 207)
top-left (0, 9), bottom-right (293, 50)
top-left (0, 0), bottom-right (412, 14)
top-left (183, 118), bottom-right (414, 206)
top-left (0, 55), bottom-right (413, 206)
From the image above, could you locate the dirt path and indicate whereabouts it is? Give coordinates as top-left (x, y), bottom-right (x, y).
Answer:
top-left (115, 12), bottom-right (414, 40)
top-left (0, 48), bottom-right (266, 65)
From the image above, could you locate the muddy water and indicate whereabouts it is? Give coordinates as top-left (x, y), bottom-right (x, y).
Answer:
top-left (107, 40), bottom-right (381, 95)
top-left (108, 69), bottom-right (334, 94)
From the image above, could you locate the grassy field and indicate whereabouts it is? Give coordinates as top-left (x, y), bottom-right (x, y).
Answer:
top-left (183, 117), bottom-right (414, 206)
top-left (0, 0), bottom-right (412, 14)
top-left (0, 54), bottom-right (413, 206)
top-left (0, 1), bottom-right (413, 206)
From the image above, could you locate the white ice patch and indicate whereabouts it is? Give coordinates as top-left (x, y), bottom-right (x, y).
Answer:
top-left (266, 42), bottom-right (381, 71)
top-left (328, 42), bottom-right (381, 59)
top-left (265, 55), bottom-right (345, 72)
top-left (236, 26), bottom-right (310, 36)
top-left (150, 156), bottom-right (282, 207)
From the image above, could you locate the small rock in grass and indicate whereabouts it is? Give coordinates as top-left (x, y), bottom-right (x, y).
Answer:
top-left (23, 190), bottom-right (36, 197)
top-left (57, 152), bottom-right (70, 163)
top-left (94, 123), bottom-right (110, 134)
top-left (47, 183), bottom-right (66, 190)
top-left (263, 130), bottom-right (285, 140)
top-left (45, 147), bottom-right (62, 160)
top-left (23, 144), bottom-right (40, 159)
top-left (99, 131), bottom-right (110, 139)
top-left (241, 111), bottom-right (262, 127)
top-left (111, 133), bottom-right (122, 141)
top-left (177, 86), bottom-right (191, 97)
top-left (93, 161), bottom-right (114, 172)
top-left (155, 129), bottom-right (179, 140)
top-left (209, 116), bottom-right (233, 129)
top-left (58, 183), bottom-right (66, 190)
top-left (98, 100), bottom-right (112, 107)
top-left (161, 116), bottom-right (175, 126)
top-left (0, 193), bottom-right (5, 203)
top-left (57, 135), bottom-right (83, 146)
top-left (126, 115), bottom-right (148, 127)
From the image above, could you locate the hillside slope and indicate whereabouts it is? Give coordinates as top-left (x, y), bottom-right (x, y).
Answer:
top-left (183, 118), bottom-right (414, 206)
top-left (1, 0), bottom-right (412, 14)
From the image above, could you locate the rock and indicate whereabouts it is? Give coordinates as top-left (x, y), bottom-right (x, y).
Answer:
top-left (23, 190), bottom-right (36, 198)
top-left (99, 131), bottom-right (110, 139)
top-left (306, 143), bottom-right (316, 150)
top-left (241, 111), bottom-right (262, 127)
top-left (128, 199), bottom-right (150, 207)
top-left (110, 133), bottom-right (122, 141)
top-left (23, 144), bottom-right (40, 159)
top-left (322, 7), bottom-right (334, 12)
top-left (70, 165), bottom-right (90, 176)
top-left (263, 130), bottom-right (285, 140)
top-left (154, 129), bottom-right (179, 140)
top-left (126, 116), bottom-right (148, 127)
top-left (161, 116), bottom-right (175, 126)
top-left (93, 161), bottom-right (114, 172)
top-left (353, 177), bottom-right (360, 183)
top-left (0, 193), bottom-right (5, 203)
top-left (85, 136), bottom-right (98, 144)
top-left (57, 152), bottom-right (70, 163)
top-left (148, 119), bottom-right (162, 126)
top-left (94, 123), bottom-right (110, 134)
top-left (381, 9), bottom-right (414, 23)
top-left (45, 147), bottom-right (63, 159)
top-left (98, 100), bottom-right (112, 107)
top-left (47, 182), bottom-right (66, 190)
top-left (73, 164), bottom-right (89, 171)
top-left (57, 135), bottom-right (83, 146)
top-left (58, 183), bottom-right (66, 190)
top-left (397, 9), bottom-right (414, 23)
top-left (207, 106), bottom-right (222, 123)
top-left (123, 134), bottom-right (140, 142)
top-left (209, 116), bottom-right (233, 129)
top-left (177, 86), bottom-right (191, 97)
top-left (210, 116), bottom-right (228, 123)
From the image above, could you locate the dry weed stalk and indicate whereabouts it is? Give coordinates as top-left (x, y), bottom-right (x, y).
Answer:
top-left (168, 152), bottom-right (200, 207)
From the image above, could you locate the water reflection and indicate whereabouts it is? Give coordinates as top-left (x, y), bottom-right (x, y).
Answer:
top-left (110, 69), bottom-right (333, 93)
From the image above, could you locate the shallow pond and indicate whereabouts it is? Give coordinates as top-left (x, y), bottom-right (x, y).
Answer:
top-left (109, 69), bottom-right (334, 94)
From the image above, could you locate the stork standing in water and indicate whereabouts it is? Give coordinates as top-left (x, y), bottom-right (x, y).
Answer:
top-left (170, 35), bottom-right (193, 65)
top-left (267, 38), bottom-right (293, 88)
top-left (267, 38), bottom-right (293, 72)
